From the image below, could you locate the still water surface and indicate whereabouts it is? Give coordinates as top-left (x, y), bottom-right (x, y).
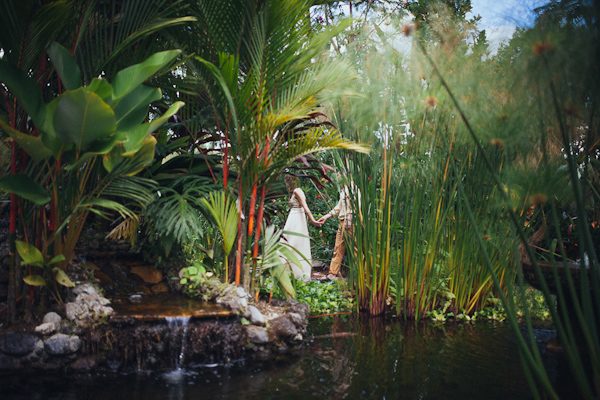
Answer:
top-left (2, 316), bottom-right (559, 399)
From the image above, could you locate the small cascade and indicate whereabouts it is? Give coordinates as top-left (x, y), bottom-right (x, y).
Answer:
top-left (166, 316), bottom-right (191, 371)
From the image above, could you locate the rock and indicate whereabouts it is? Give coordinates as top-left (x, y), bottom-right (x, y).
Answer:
top-left (26, 340), bottom-right (45, 362)
top-left (65, 302), bottom-right (85, 321)
top-left (287, 302), bottom-right (310, 320)
top-left (245, 326), bottom-right (270, 344)
top-left (286, 312), bottom-right (304, 328)
top-left (35, 322), bottom-right (58, 335)
top-left (72, 283), bottom-right (99, 297)
top-left (2, 333), bottom-right (41, 356)
top-left (268, 316), bottom-right (298, 339)
top-left (129, 266), bottom-right (163, 284)
top-left (44, 333), bottom-right (81, 356)
top-left (235, 286), bottom-right (249, 299)
top-left (216, 291), bottom-right (248, 314)
top-left (248, 305), bottom-right (266, 326)
top-left (43, 312), bottom-right (62, 325)
top-left (98, 297), bottom-right (111, 306)
top-left (151, 282), bottom-right (169, 294)
top-left (60, 320), bottom-right (82, 336)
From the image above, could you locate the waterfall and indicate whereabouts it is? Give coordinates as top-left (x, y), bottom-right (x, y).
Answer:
top-left (165, 316), bottom-right (191, 371)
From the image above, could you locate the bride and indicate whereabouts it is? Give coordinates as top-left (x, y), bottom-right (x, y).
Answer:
top-left (280, 174), bottom-right (321, 281)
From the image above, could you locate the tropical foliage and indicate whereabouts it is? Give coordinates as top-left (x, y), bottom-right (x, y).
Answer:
top-left (1, 0), bottom-right (599, 398)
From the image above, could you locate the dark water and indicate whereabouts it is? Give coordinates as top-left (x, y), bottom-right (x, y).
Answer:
top-left (1, 316), bottom-right (561, 400)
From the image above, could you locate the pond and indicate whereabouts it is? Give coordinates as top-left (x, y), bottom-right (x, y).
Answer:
top-left (1, 315), bottom-right (565, 400)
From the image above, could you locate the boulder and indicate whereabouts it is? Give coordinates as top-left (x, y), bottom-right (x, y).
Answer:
top-left (268, 316), bottom-right (298, 340)
top-left (44, 333), bottom-right (81, 356)
top-left (2, 333), bottom-right (41, 356)
top-left (286, 312), bottom-right (304, 328)
top-left (35, 322), bottom-right (58, 335)
top-left (65, 302), bottom-right (87, 321)
top-left (129, 266), bottom-right (163, 284)
top-left (248, 305), bottom-right (266, 326)
top-left (245, 325), bottom-right (270, 344)
top-left (43, 312), bottom-right (62, 325)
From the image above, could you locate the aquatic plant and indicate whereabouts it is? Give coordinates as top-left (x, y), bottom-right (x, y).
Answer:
top-left (408, 2), bottom-right (600, 397)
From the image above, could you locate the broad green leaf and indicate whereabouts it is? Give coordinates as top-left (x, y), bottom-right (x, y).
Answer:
top-left (23, 275), bottom-right (46, 286)
top-left (86, 78), bottom-right (113, 102)
top-left (64, 136), bottom-right (119, 171)
top-left (103, 136), bottom-right (156, 175)
top-left (0, 60), bottom-right (46, 127)
top-left (121, 136), bottom-right (157, 176)
top-left (0, 118), bottom-right (52, 163)
top-left (0, 174), bottom-right (50, 205)
top-left (114, 85), bottom-right (162, 131)
top-left (47, 254), bottom-right (66, 265)
top-left (102, 143), bottom-right (125, 173)
top-left (16, 240), bottom-right (44, 267)
top-left (47, 42), bottom-right (82, 90)
top-left (53, 88), bottom-right (116, 150)
top-left (40, 97), bottom-right (64, 158)
top-left (53, 267), bottom-right (75, 287)
top-left (112, 50), bottom-right (181, 102)
top-left (121, 124), bottom-right (150, 153)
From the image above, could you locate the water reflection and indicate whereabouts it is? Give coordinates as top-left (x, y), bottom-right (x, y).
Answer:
top-left (2, 316), bottom-right (556, 399)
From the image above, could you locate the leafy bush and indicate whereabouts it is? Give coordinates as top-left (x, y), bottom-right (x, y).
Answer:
top-left (261, 278), bottom-right (354, 315)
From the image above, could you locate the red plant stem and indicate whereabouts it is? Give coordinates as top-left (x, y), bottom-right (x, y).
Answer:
top-left (252, 186), bottom-right (266, 261)
top-left (251, 141), bottom-right (271, 279)
top-left (235, 179), bottom-right (243, 285)
top-left (247, 183), bottom-right (257, 235)
top-left (247, 145), bottom-right (260, 236)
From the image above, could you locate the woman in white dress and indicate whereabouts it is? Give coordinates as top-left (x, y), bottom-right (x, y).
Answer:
top-left (280, 175), bottom-right (321, 282)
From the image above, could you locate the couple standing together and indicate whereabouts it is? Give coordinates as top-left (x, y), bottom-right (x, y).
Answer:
top-left (281, 174), bottom-right (353, 282)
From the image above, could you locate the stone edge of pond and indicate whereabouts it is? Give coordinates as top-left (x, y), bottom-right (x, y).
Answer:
top-left (0, 279), bottom-right (310, 372)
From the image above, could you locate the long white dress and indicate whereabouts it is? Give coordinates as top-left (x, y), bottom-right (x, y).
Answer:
top-left (280, 190), bottom-right (312, 281)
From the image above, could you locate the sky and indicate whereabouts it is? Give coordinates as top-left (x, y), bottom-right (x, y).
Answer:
top-left (468, 0), bottom-right (550, 52)
top-left (469, 0), bottom-right (549, 30)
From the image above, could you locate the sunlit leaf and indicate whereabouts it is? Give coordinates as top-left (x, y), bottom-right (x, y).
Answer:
top-left (53, 88), bottom-right (116, 150)
top-left (23, 275), bottom-right (46, 286)
top-left (16, 240), bottom-right (44, 267)
top-left (53, 267), bottom-right (75, 287)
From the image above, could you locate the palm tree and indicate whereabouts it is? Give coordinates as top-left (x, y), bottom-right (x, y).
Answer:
top-left (161, 0), bottom-right (369, 287)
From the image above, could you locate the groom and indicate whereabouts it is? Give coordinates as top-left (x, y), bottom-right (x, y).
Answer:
top-left (317, 175), bottom-right (355, 280)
